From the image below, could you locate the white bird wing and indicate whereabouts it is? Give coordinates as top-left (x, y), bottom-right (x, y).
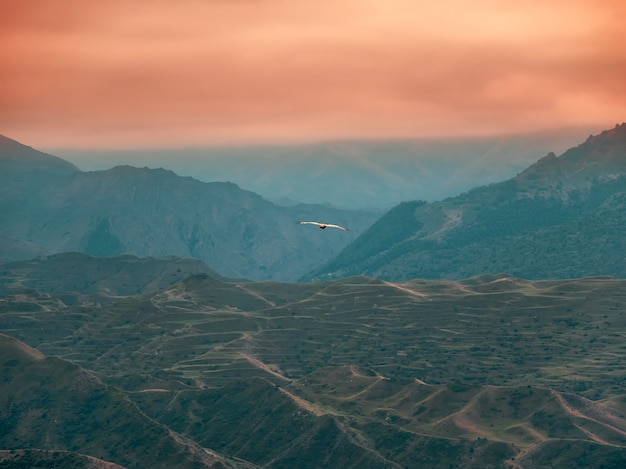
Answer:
top-left (298, 221), bottom-right (349, 231)
top-left (324, 224), bottom-right (349, 231)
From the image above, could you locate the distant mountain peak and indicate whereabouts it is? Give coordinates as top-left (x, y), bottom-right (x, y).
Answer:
top-left (554, 122), bottom-right (626, 168)
top-left (517, 123), bottom-right (626, 185)
top-left (0, 134), bottom-right (29, 146)
top-left (584, 122), bottom-right (626, 144)
top-left (528, 151), bottom-right (558, 169)
top-left (0, 134), bottom-right (79, 173)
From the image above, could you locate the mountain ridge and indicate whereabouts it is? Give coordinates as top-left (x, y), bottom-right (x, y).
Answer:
top-left (0, 134), bottom-right (79, 175)
top-left (51, 126), bottom-right (595, 210)
top-left (0, 252), bottom-right (227, 298)
top-left (0, 136), bottom-right (378, 281)
top-left (306, 123), bottom-right (626, 281)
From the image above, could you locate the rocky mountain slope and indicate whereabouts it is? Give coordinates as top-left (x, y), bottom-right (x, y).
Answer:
top-left (306, 123), bottom-right (626, 281)
top-left (2, 255), bottom-right (626, 467)
top-left (0, 136), bottom-right (377, 281)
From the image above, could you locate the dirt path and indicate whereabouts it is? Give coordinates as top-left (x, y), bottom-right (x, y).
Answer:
top-left (505, 442), bottom-right (544, 469)
top-left (385, 280), bottom-right (429, 298)
top-left (452, 281), bottom-right (475, 294)
top-left (239, 353), bottom-right (329, 417)
top-left (552, 391), bottom-right (626, 444)
top-left (278, 387), bottom-right (326, 416)
top-left (240, 352), bottom-right (289, 382)
top-left (235, 284), bottom-right (277, 308)
top-left (350, 364), bottom-right (387, 379)
top-left (213, 333), bottom-right (252, 352)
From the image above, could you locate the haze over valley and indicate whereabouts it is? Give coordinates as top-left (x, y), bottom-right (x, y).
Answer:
top-left (53, 127), bottom-right (589, 210)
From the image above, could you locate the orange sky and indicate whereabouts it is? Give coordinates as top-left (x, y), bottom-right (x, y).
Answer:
top-left (1, 0), bottom-right (625, 149)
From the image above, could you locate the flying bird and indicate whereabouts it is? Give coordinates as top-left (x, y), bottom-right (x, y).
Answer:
top-left (298, 221), bottom-right (349, 231)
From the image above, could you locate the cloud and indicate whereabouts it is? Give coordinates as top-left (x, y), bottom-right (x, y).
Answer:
top-left (1, 0), bottom-right (625, 148)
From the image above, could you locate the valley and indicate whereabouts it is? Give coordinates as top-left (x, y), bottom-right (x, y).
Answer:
top-left (2, 125), bottom-right (626, 467)
top-left (2, 255), bottom-right (626, 468)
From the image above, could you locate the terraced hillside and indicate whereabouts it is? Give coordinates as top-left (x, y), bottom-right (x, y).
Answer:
top-left (0, 334), bottom-right (240, 469)
top-left (2, 259), bottom-right (626, 467)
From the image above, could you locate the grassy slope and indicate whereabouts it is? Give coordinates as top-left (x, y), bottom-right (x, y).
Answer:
top-left (0, 334), bottom-right (232, 469)
top-left (306, 125), bottom-right (626, 282)
top-left (2, 269), bottom-right (626, 467)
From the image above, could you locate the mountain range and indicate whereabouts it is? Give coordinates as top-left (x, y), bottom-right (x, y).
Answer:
top-left (3, 124), bottom-right (626, 284)
top-left (54, 127), bottom-right (590, 210)
top-left (1, 255), bottom-right (626, 468)
top-left (3, 124), bottom-right (626, 467)
top-left (307, 123), bottom-right (626, 281)
top-left (0, 135), bottom-right (377, 282)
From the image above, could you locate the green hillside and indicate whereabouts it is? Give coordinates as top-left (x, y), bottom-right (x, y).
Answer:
top-left (2, 256), bottom-right (626, 467)
top-left (306, 123), bottom-right (626, 281)
top-left (0, 135), bottom-right (377, 282)
top-left (0, 334), bottom-right (231, 469)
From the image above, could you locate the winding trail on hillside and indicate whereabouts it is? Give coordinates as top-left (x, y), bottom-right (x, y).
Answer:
top-left (239, 352), bottom-right (289, 382)
top-left (213, 332), bottom-right (253, 352)
top-left (385, 280), bottom-right (429, 298)
top-left (451, 281), bottom-right (475, 294)
top-left (494, 423), bottom-right (548, 468)
top-left (235, 284), bottom-right (277, 308)
top-left (506, 442), bottom-right (544, 469)
top-left (277, 388), bottom-right (325, 417)
top-left (350, 364), bottom-right (387, 379)
top-left (239, 353), bottom-right (328, 417)
top-left (552, 391), bottom-right (626, 445)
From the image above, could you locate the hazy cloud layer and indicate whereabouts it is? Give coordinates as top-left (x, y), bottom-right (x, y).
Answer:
top-left (2, 0), bottom-right (625, 148)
